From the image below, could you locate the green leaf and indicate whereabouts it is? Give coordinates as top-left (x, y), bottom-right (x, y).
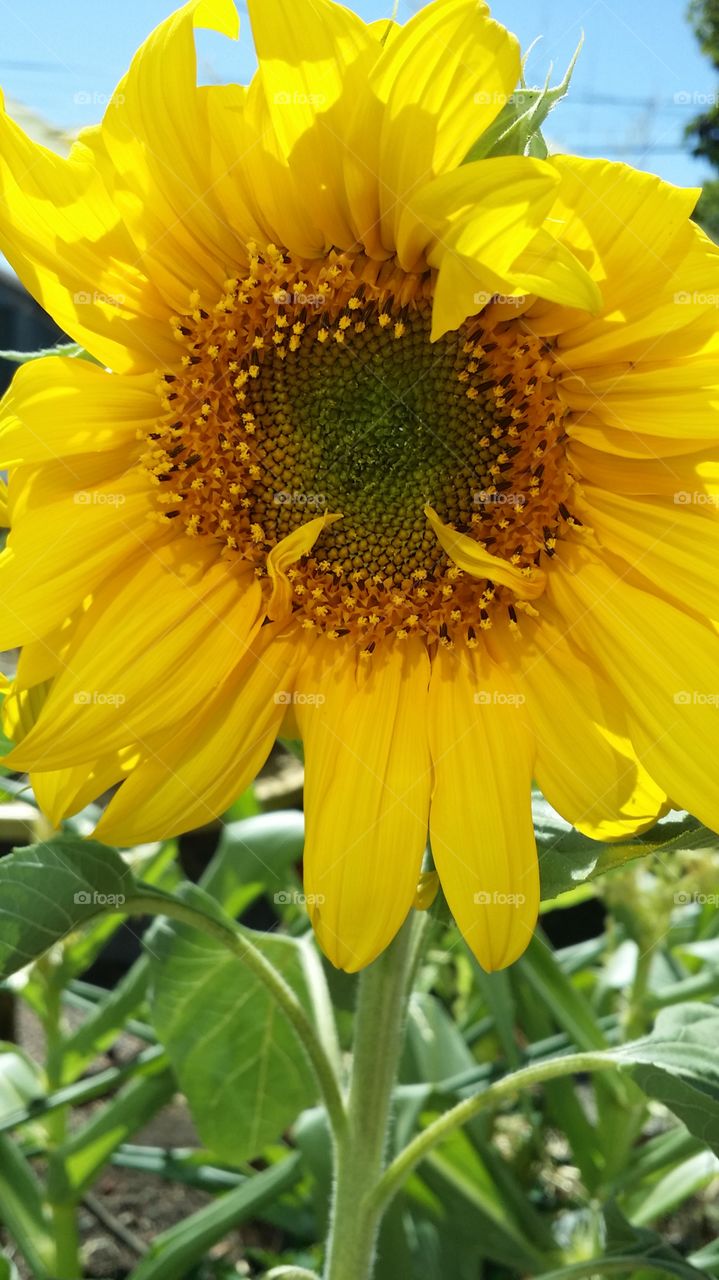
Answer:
top-left (0, 837), bottom-right (138, 979)
top-left (414, 1129), bottom-right (546, 1273)
top-left (48, 1067), bottom-right (176, 1202)
top-left (0, 1044), bottom-right (43, 1121)
top-left (615, 1003), bottom-right (719, 1156)
top-left (146, 885), bottom-right (317, 1163)
top-left (200, 810), bottom-right (305, 918)
top-left (0, 1135), bottom-right (54, 1277)
top-left (465, 41), bottom-right (581, 162)
top-left (535, 796), bottom-right (711, 903)
top-left (533, 1200), bottom-right (712, 1279)
top-left (0, 1252), bottom-right (20, 1280)
top-left (60, 959), bottom-right (150, 1083)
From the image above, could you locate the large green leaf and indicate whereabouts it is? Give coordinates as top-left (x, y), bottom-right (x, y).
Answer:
top-left (615, 1004), bottom-right (719, 1156)
top-left (0, 838), bottom-right (138, 978)
top-left (146, 885), bottom-right (317, 1163)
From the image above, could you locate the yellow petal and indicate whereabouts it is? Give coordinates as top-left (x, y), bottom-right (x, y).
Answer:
top-left (298, 637), bottom-right (431, 972)
top-left (507, 227), bottom-right (602, 314)
top-left (247, 0), bottom-right (372, 250)
top-left (267, 511), bottom-right (342, 620)
top-left (429, 645), bottom-right (538, 971)
top-left (0, 358), bottom-right (158, 467)
top-left (6, 546), bottom-right (262, 769)
top-left (32, 748), bottom-right (141, 829)
top-left (96, 629), bottom-right (304, 844)
top-left (579, 485), bottom-right (719, 621)
top-left (0, 93), bottom-right (175, 373)
top-left (560, 353), bottom-right (719, 439)
top-left (353, 0), bottom-right (519, 255)
top-left (0, 471), bottom-right (160, 647)
top-left (0, 478), bottom-right (8, 529)
top-left (100, 0), bottom-right (246, 311)
top-left (488, 607), bottom-right (667, 841)
top-left (549, 546), bottom-right (719, 832)
top-left (425, 505), bottom-right (546, 599)
top-left (398, 153), bottom-right (559, 282)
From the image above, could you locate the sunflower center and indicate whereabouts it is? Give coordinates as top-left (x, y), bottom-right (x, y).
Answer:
top-left (147, 246), bottom-right (575, 650)
top-left (248, 305), bottom-right (497, 584)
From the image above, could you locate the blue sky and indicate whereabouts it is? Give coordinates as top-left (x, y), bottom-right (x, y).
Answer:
top-left (0, 0), bottom-right (716, 189)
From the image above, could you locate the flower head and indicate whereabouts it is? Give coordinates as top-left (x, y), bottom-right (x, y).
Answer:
top-left (1, 0), bottom-right (718, 972)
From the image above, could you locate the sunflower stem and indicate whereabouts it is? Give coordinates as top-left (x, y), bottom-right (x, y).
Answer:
top-left (323, 912), bottom-right (421, 1280)
top-left (366, 1050), bottom-right (619, 1221)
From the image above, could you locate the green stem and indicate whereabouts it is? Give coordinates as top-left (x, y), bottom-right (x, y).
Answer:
top-left (367, 1050), bottom-right (618, 1219)
top-left (323, 914), bottom-right (419, 1280)
top-left (128, 895), bottom-right (347, 1144)
top-left (624, 945), bottom-right (653, 1038)
top-left (40, 961), bottom-right (81, 1280)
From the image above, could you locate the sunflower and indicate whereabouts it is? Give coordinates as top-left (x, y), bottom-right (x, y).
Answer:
top-left (1, 0), bottom-right (718, 973)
